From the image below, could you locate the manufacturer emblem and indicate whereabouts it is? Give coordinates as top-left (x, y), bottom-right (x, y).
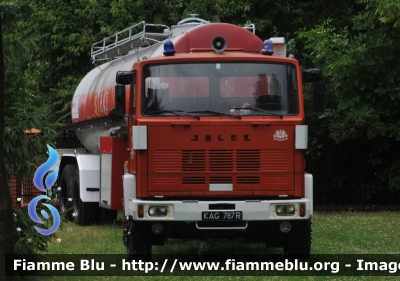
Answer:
top-left (273, 130), bottom-right (288, 141)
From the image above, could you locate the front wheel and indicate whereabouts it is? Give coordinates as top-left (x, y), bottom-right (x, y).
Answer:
top-left (127, 222), bottom-right (152, 261)
top-left (283, 219), bottom-right (312, 260)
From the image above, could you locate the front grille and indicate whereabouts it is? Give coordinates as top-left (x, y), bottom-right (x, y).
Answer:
top-left (182, 176), bottom-right (206, 184)
top-left (209, 150), bottom-right (233, 171)
top-left (210, 176), bottom-right (232, 183)
top-left (237, 176), bottom-right (260, 184)
top-left (182, 150), bottom-right (206, 172)
top-left (261, 150), bottom-right (287, 171)
top-left (237, 150), bottom-right (260, 171)
top-left (154, 149), bottom-right (288, 185)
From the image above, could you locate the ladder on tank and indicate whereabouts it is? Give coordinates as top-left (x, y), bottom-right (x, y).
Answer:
top-left (90, 22), bottom-right (171, 63)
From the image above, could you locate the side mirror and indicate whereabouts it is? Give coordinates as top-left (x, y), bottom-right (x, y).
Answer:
top-left (302, 68), bottom-right (322, 83)
top-left (313, 82), bottom-right (325, 113)
top-left (116, 71), bottom-right (133, 85)
top-left (115, 85), bottom-right (125, 116)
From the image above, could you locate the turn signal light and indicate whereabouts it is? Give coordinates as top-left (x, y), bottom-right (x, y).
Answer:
top-left (138, 205), bottom-right (144, 218)
top-left (299, 203), bottom-right (306, 217)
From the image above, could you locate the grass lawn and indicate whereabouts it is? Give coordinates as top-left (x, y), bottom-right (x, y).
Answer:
top-left (38, 211), bottom-right (399, 280)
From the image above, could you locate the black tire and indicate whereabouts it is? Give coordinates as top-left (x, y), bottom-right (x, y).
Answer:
top-left (71, 168), bottom-right (98, 225)
top-left (59, 164), bottom-right (77, 221)
top-left (283, 219), bottom-right (312, 260)
top-left (127, 223), bottom-right (152, 261)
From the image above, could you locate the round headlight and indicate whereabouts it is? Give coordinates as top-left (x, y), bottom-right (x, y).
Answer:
top-left (276, 205), bottom-right (285, 214)
top-left (158, 206), bottom-right (168, 216)
top-left (148, 207), bottom-right (157, 216)
top-left (286, 205), bottom-right (295, 214)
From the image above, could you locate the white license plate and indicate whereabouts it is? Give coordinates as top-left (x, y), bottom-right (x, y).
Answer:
top-left (202, 211), bottom-right (242, 221)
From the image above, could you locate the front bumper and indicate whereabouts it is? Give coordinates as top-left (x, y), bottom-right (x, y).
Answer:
top-left (126, 198), bottom-right (311, 221)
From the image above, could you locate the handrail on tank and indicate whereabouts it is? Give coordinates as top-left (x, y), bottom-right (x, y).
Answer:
top-left (243, 23), bottom-right (255, 34)
top-left (90, 17), bottom-right (255, 63)
top-left (91, 21), bottom-right (171, 63)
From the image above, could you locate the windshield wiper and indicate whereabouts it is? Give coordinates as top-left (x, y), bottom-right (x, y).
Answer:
top-left (188, 110), bottom-right (242, 119)
top-left (230, 107), bottom-right (283, 119)
top-left (147, 109), bottom-right (200, 119)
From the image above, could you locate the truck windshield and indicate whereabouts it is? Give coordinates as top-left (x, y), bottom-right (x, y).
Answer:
top-left (141, 62), bottom-right (298, 117)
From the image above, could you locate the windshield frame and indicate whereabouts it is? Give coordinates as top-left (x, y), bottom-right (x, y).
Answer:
top-left (140, 61), bottom-right (299, 118)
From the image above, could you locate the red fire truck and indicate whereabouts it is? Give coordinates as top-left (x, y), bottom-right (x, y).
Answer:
top-left (58, 17), bottom-right (322, 258)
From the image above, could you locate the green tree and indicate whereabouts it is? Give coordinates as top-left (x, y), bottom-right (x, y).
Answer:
top-left (0, 2), bottom-right (61, 277)
top-left (0, 5), bottom-right (14, 280)
top-left (362, 0), bottom-right (400, 28)
top-left (1, 1), bottom-right (57, 180)
top-left (299, 0), bottom-right (400, 193)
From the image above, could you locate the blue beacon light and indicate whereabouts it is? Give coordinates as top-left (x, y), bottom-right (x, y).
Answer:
top-left (261, 40), bottom-right (274, 55)
top-left (163, 40), bottom-right (175, 56)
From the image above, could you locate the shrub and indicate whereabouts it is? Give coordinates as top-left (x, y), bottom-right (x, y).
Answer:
top-left (13, 205), bottom-right (56, 276)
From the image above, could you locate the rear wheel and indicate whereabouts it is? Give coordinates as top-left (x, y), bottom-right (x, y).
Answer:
top-left (71, 168), bottom-right (98, 225)
top-left (59, 164), bottom-right (76, 220)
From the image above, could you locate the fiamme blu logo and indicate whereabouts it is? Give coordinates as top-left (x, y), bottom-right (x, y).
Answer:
top-left (27, 145), bottom-right (61, 235)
